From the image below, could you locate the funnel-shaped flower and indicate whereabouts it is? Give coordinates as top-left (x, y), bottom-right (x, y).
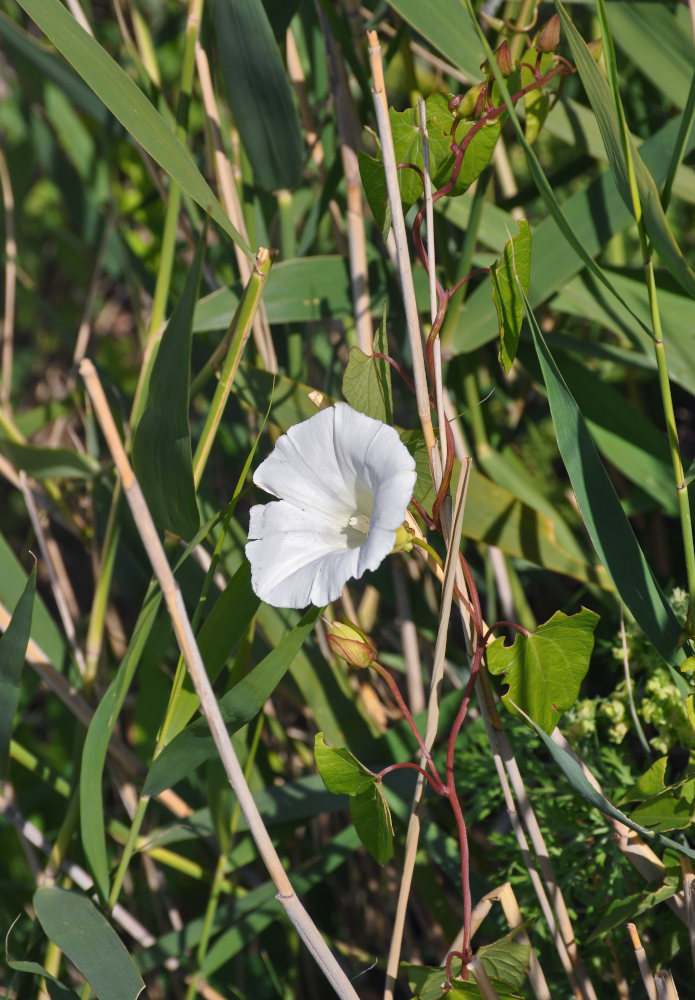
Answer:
top-left (246, 403), bottom-right (417, 609)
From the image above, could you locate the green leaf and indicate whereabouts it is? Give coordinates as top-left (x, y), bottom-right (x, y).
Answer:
top-left (525, 292), bottom-right (682, 662)
top-left (13, 0), bottom-right (250, 255)
top-left (452, 119), bottom-right (501, 194)
top-left (144, 604), bottom-right (323, 794)
top-left (359, 150), bottom-right (391, 235)
top-left (477, 936), bottom-right (530, 989)
top-left (34, 888), bottom-right (144, 1000)
top-left (621, 757), bottom-right (669, 803)
top-left (629, 792), bottom-right (693, 833)
top-left (5, 957), bottom-right (79, 998)
top-left (214, 0), bottom-right (302, 191)
top-left (385, 0), bottom-right (483, 81)
top-left (81, 590), bottom-right (162, 900)
top-left (588, 876), bottom-right (680, 941)
top-left (314, 732), bottom-right (377, 796)
top-left (0, 532), bottom-right (66, 669)
top-left (0, 565), bottom-right (35, 777)
top-left (349, 782), bottom-right (394, 865)
top-left (487, 608), bottom-right (598, 733)
top-left (0, 441), bottom-right (100, 479)
top-left (404, 964), bottom-right (524, 1000)
top-left (554, 0), bottom-right (695, 298)
top-left (342, 306), bottom-right (393, 424)
top-left (132, 238), bottom-right (203, 539)
top-left (490, 220), bottom-right (532, 373)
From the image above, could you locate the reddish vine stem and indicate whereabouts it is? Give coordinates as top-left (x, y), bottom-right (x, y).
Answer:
top-left (372, 661), bottom-right (445, 791)
top-left (378, 761), bottom-right (443, 795)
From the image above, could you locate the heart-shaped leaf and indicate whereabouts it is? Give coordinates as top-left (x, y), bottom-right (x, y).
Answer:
top-left (487, 607), bottom-right (599, 732)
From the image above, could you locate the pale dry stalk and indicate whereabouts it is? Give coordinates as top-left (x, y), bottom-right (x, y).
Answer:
top-left (0, 148), bottom-right (16, 413)
top-left (285, 28), bottom-right (346, 253)
top-left (628, 922), bottom-right (657, 1000)
top-left (194, 43), bottom-right (277, 374)
top-left (18, 473), bottom-right (87, 679)
top-left (80, 359), bottom-right (361, 1000)
top-left (368, 31), bottom-right (440, 487)
top-left (383, 463), bottom-right (471, 1000)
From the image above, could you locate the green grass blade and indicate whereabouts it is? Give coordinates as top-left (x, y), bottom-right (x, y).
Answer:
top-left (525, 295), bottom-right (681, 661)
top-left (14, 0), bottom-right (251, 255)
top-left (0, 565), bottom-right (35, 777)
top-left (215, 0), bottom-right (303, 191)
top-left (132, 237), bottom-right (203, 539)
top-left (555, 0), bottom-right (695, 298)
top-left (80, 591), bottom-right (162, 900)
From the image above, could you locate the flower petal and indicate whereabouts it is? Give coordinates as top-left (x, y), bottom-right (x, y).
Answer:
top-left (331, 403), bottom-right (417, 530)
top-left (246, 500), bottom-right (360, 608)
top-left (253, 406), bottom-right (354, 525)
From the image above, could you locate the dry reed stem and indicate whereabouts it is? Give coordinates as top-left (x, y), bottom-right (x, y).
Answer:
top-left (65, 0), bottom-right (93, 35)
top-left (683, 858), bottom-right (695, 973)
top-left (368, 31), bottom-right (440, 486)
top-left (194, 43), bottom-right (277, 374)
top-left (392, 560), bottom-right (425, 715)
top-left (628, 922), bottom-right (657, 1000)
top-left (18, 472), bottom-right (87, 679)
top-left (655, 970), bottom-right (680, 1000)
top-left (468, 957), bottom-right (502, 1000)
top-left (320, 9), bottom-right (373, 354)
top-left (476, 680), bottom-right (584, 998)
top-left (80, 359), bottom-right (360, 1000)
top-left (285, 29), bottom-right (346, 253)
top-left (0, 148), bottom-right (16, 413)
top-left (418, 96), bottom-right (447, 475)
top-left (480, 671), bottom-right (596, 1000)
top-left (383, 462), bottom-right (470, 1000)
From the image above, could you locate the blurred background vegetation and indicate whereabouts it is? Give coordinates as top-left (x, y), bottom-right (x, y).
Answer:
top-left (1, 0), bottom-right (695, 997)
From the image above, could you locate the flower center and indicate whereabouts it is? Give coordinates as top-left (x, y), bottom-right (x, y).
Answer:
top-left (348, 513), bottom-right (370, 534)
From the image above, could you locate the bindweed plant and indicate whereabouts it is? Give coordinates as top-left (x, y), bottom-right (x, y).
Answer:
top-left (1, 1), bottom-right (695, 999)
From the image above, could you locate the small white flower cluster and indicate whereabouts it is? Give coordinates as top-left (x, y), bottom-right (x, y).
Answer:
top-left (246, 403), bottom-right (417, 609)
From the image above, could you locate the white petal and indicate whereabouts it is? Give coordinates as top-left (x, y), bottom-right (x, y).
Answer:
top-left (253, 406), bottom-right (354, 525)
top-left (332, 403), bottom-right (417, 528)
top-left (246, 501), bottom-right (360, 608)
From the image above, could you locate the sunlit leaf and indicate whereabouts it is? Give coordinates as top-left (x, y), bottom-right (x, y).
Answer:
top-left (487, 607), bottom-right (599, 733)
top-left (314, 733), bottom-right (376, 795)
top-left (490, 219), bottom-right (531, 373)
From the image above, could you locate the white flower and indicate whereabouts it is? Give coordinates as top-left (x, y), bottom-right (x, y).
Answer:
top-left (245, 403), bottom-right (417, 608)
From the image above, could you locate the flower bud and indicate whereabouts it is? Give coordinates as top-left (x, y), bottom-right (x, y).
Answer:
top-left (495, 40), bottom-right (512, 77)
top-left (325, 620), bottom-right (377, 669)
top-left (587, 38), bottom-right (603, 64)
top-left (473, 85), bottom-right (488, 119)
top-left (392, 521), bottom-right (415, 554)
top-left (537, 15), bottom-right (560, 54)
top-left (451, 83), bottom-right (485, 120)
